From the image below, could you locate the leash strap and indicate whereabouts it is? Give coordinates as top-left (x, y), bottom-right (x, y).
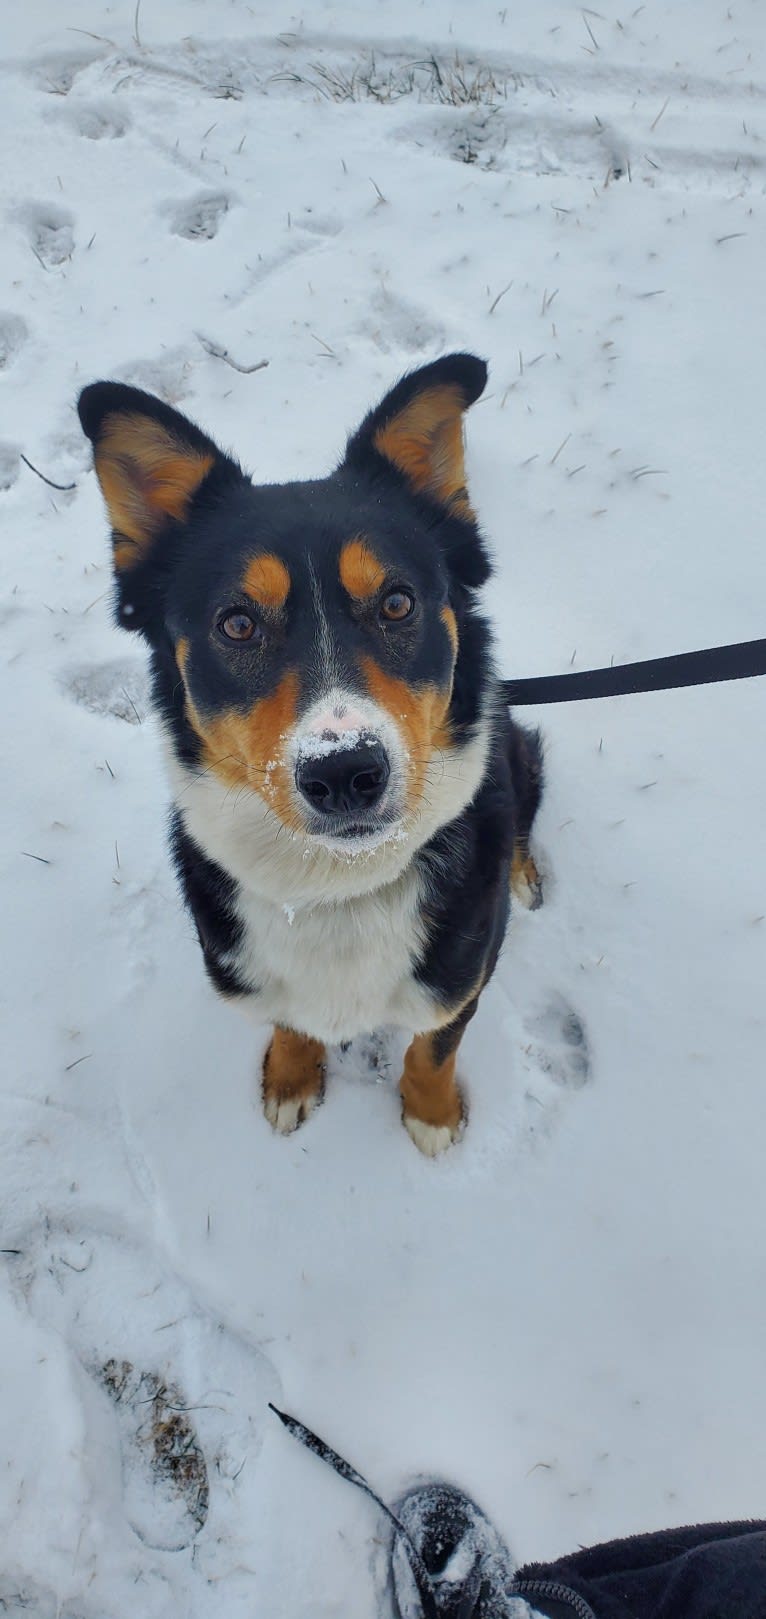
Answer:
top-left (502, 637), bottom-right (766, 706)
top-left (269, 1404), bottom-right (441, 1619)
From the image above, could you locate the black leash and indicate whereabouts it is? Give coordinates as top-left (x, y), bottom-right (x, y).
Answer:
top-left (269, 1404), bottom-right (442, 1619)
top-left (502, 636), bottom-right (766, 707)
top-left (270, 1406), bottom-right (599, 1618)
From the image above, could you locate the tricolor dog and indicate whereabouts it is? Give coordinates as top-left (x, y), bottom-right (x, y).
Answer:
top-left (78, 354), bottom-right (543, 1155)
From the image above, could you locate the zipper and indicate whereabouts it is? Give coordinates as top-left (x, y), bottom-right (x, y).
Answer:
top-left (510, 1575), bottom-right (598, 1619)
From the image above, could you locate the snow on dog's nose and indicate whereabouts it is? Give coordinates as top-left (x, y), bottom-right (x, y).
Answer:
top-left (295, 738), bottom-right (390, 816)
top-left (292, 690), bottom-right (405, 836)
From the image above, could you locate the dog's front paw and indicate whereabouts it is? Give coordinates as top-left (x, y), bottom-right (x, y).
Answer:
top-left (511, 847), bottom-right (543, 910)
top-left (261, 1026), bottom-right (325, 1137)
top-left (403, 1113), bottom-right (461, 1157)
top-left (400, 1030), bottom-right (464, 1156)
top-left (263, 1088), bottom-right (321, 1136)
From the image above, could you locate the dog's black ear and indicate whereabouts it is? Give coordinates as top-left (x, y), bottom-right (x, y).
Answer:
top-left (344, 353), bottom-right (487, 518)
top-left (78, 382), bottom-right (236, 578)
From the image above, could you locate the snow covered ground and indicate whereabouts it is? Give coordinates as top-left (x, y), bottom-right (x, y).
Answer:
top-left (2, 2), bottom-right (766, 1614)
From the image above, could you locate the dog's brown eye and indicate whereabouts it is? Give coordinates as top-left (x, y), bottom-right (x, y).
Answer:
top-left (219, 610), bottom-right (258, 642)
top-left (381, 590), bottom-right (415, 622)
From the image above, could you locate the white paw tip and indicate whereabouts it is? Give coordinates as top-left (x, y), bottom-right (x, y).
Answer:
top-left (512, 870), bottom-right (543, 911)
top-left (403, 1116), bottom-right (459, 1157)
top-left (263, 1090), bottom-right (319, 1135)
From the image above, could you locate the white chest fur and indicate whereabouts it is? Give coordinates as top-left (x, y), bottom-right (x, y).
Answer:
top-left (228, 869), bottom-right (439, 1044)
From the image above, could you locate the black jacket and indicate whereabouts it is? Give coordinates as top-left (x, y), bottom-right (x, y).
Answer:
top-left (511, 1519), bottom-right (766, 1618)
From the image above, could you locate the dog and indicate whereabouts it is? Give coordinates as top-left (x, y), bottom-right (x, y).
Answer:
top-left (78, 353), bottom-right (543, 1155)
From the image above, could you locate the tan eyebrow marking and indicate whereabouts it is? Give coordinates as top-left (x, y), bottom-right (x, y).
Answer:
top-left (242, 553), bottom-right (291, 610)
top-left (339, 537), bottom-right (388, 601)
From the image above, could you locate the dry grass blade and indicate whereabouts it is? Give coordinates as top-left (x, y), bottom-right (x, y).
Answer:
top-left (273, 52), bottom-right (509, 108)
top-left (488, 278), bottom-right (513, 314)
top-left (20, 454), bottom-right (76, 492)
top-left (197, 333), bottom-right (269, 374)
top-left (650, 95), bottom-right (670, 131)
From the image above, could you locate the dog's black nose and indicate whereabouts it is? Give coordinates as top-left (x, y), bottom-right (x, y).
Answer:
top-left (296, 742), bottom-right (390, 816)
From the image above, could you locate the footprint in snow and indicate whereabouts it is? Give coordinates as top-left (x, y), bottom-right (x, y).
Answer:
top-left (360, 286), bottom-right (445, 356)
top-left (337, 1027), bottom-right (397, 1082)
top-left (522, 996), bottom-right (591, 1089)
top-left (61, 659), bottom-right (150, 724)
top-left (0, 1572), bottom-right (103, 1619)
top-left (0, 1576), bottom-right (63, 1618)
top-left (20, 203), bottom-right (75, 267)
top-left (399, 107), bottom-right (507, 171)
top-left (117, 346), bottom-right (194, 406)
top-left (69, 99), bottom-right (131, 140)
top-left (167, 191), bottom-right (231, 241)
top-left (0, 442), bottom-right (20, 491)
top-left (99, 1357), bottom-right (209, 1544)
top-left (293, 208), bottom-right (342, 237)
top-left (32, 50), bottom-right (99, 97)
top-left (5, 1222), bottom-right (279, 1551)
top-left (0, 312), bottom-right (29, 370)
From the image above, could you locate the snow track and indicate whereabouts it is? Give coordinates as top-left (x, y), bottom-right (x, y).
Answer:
top-left (3, 1218), bottom-right (280, 1608)
top-left (12, 31), bottom-right (766, 192)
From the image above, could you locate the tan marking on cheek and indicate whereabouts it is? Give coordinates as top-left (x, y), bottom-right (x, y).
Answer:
top-left (181, 669), bottom-right (302, 829)
top-left (360, 658), bottom-right (454, 813)
top-left (95, 414), bottom-right (214, 566)
top-left (243, 553), bottom-right (291, 611)
top-left (339, 537), bottom-right (387, 601)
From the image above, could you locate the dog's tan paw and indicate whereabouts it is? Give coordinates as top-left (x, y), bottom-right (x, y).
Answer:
top-left (263, 1089), bottom-right (320, 1136)
top-left (511, 848), bottom-right (543, 911)
top-left (261, 1026), bottom-right (325, 1137)
top-left (403, 1114), bottom-right (460, 1157)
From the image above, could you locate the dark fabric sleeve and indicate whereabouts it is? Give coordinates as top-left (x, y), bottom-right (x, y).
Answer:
top-left (516, 1519), bottom-right (766, 1619)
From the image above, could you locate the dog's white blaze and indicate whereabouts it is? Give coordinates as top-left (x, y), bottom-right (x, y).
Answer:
top-left (307, 556), bottom-right (342, 691)
top-left (300, 699), bottom-right (370, 742)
